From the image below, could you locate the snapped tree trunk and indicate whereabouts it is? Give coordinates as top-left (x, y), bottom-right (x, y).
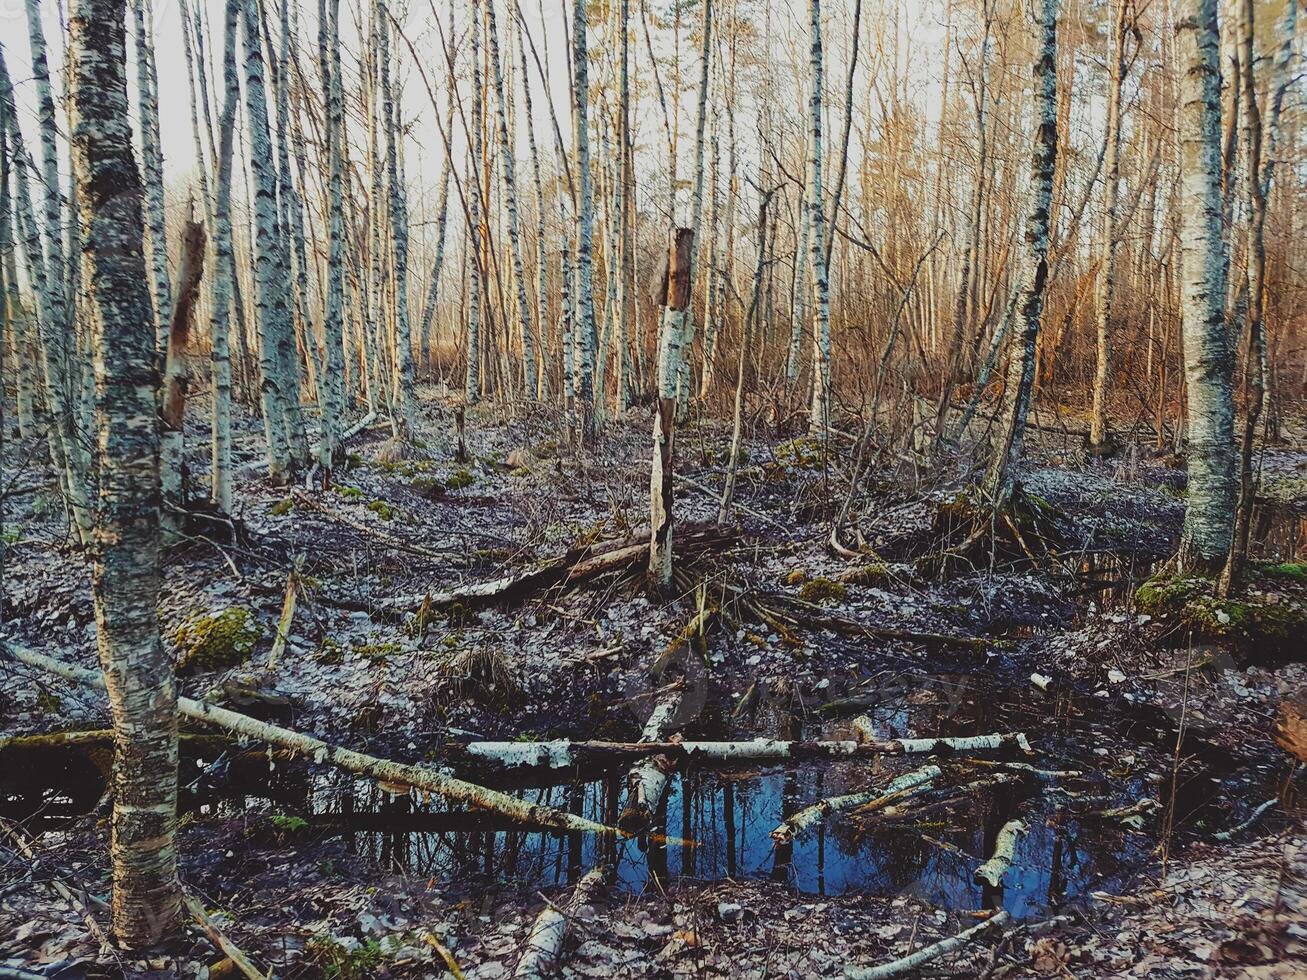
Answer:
top-left (68, 0), bottom-right (181, 945)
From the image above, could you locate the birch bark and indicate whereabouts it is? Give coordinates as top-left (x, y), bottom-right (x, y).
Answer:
top-left (69, 0), bottom-right (180, 944)
top-left (1174, 0), bottom-right (1235, 572)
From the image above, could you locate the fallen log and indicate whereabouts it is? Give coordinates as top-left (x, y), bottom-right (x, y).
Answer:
top-left (353, 526), bottom-right (733, 615)
top-left (182, 893), bottom-right (268, 980)
top-left (974, 818), bottom-right (1028, 887)
top-left (845, 910), bottom-right (1012, 979)
top-left (446, 731), bottom-right (1034, 770)
top-left (619, 693), bottom-right (683, 831)
top-left (771, 765), bottom-right (941, 844)
top-left (853, 718), bottom-right (1033, 756)
top-left (3, 643), bottom-right (624, 839)
top-left (1213, 797), bottom-right (1278, 841)
top-left (513, 866), bottom-right (608, 979)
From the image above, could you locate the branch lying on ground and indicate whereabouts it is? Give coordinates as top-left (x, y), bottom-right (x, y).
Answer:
top-left (513, 866), bottom-right (609, 979)
top-left (846, 910), bottom-right (1012, 980)
top-left (2, 642), bottom-right (625, 839)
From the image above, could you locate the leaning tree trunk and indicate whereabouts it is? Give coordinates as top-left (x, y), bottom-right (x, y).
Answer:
top-left (1089, 0), bottom-right (1130, 455)
top-left (68, 0), bottom-right (181, 946)
top-left (982, 0), bottom-right (1058, 502)
top-left (1174, 0), bottom-right (1234, 574)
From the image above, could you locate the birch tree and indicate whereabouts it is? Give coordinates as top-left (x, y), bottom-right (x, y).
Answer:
top-left (572, 0), bottom-right (598, 438)
top-left (209, 0), bottom-right (241, 515)
top-left (806, 0), bottom-right (832, 436)
top-left (1089, 0), bottom-right (1132, 455)
top-left (68, 0), bottom-right (180, 945)
top-left (241, 0), bottom-right (307, 480)
top-left (319, 0), bottom-right (349, 461)
top-left (983, 0), bottom-right (1058, 502)
top-left (130, 0), bottom-right (172, 343)
top-left (1174, 0), bottom-right (1234, 573)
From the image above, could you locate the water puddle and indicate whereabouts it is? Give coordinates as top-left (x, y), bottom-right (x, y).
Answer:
top-left (2, 674), bottom-right (1259, 921)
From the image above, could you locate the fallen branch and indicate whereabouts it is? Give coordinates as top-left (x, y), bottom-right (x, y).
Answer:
top-left (0, 816), bottom-right (113, 954)
top-left (772, 765), bottom-right (941, 843)
top-left (182, 893), bottom-right (268, 980)
top-left (1213, 798), bottom-right (1278, 841)
top-left (447, 731), bottom-right (1034, 770)
top-left (265, 570), bottom-right (298, 671)
top-left (853, 719), bottom-right (1034, 756)
top-left (3, 643), bottom-right (625, 839)
top-left (513, 866), bottom-right (608, 979)
top-left (974, 818), bottom-right (1028, 887)
top-left (846, 910), bottom-right (1012, 980)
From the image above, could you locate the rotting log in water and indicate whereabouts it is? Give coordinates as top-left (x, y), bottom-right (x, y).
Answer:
top-left (974, 817), bottom-right (1028, 887)
top-left (513, 866), bottom-right (609, 979)
top-left (619, 692), bottom-right (683, 830)
top-left (845, 910), bottom-right (1012, 979)
top-left (771, 764), bottom-right (941, 844)
top-left (2, 643), bottom-right (625, 839)
top-left (448, 731), bottom-right (1033, 770)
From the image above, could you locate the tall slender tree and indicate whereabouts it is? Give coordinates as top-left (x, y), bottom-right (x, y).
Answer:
top-left (1174, 0), bottom-right (1234, 573)
top-left (68, 0), bottom-right (180, 945)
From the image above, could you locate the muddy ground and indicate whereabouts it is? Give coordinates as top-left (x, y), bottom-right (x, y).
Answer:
top-left (1, 389), bottom-right (1304, 978)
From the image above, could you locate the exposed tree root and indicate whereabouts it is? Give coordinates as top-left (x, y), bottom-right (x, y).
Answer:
top-left (922, 484), bottom-right (1070, 578)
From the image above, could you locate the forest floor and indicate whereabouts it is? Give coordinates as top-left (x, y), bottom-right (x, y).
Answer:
top-left (1, 386), bottom-right (1304, 978)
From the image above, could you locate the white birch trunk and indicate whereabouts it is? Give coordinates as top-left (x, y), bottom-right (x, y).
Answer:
top-left (806, 0), bottom-right (832, 436)
top-left (1175, 0), bottom-right (1235, 572)
top-left (983, 0), bottom-right (1058, 501)
top-left (130, 0), bottom-right (172, 345)
top-left (572, 0), bottom-right (597, 439)
top-left (68, 0), bottom-right (181, 944)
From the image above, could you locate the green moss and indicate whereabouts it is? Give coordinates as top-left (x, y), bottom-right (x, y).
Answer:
top-left (1136, 574), bottom-right (1307, 654)
top-left (269, 497), bottom-right (295, 517)
top-left (365, 499), bottom-right (394, 521)
top-left (1135, 576), bottom-right (1203, 615)
top-left (344, 452), bottom-right (364, 471)
top-left (316, 637), bottom-right (345, 665)
top-left (784, 569), bottom-right (809, 586)
top-left (334, 484), bottom-right (364, 500)
top-left (268, 813), bottom-right (308, 834)
top-left (510, 466), bottom-right (532, 478)
top-left (304, 937), bottom-right (387, 980)
top-left (447, 467), bottom-right (476, 491)
top-left (351, 641), bottom-right (401, 659)
top-left (772, 437), bottom-right (822, 470)
top-left (798, 577), bottom-right (848, 604)
top-left (173, 608), bottom-right (263, 675)
top-left (1262, 562), bottom-right (1307, 581)
top-left (35, 690), bottom-right (62, 713)
top-left (839, 561), bottom-right (890, 586)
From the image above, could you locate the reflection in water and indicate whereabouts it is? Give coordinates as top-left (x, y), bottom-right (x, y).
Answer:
top-left (274, 762), bottom-right (1143, 921)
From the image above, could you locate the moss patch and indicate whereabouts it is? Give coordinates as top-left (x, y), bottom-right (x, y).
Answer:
top-left (798, 577), bottom-right (848, 604)
top-left (365, 499), bottom-right (394, 521)
top-left (839, 561), bottom-right (890, 586)
top-left (771, 437), bottom-right (823, 471)
top-left (447, 468), bottom-right (476, 491)
top-left (269, 497), bottom-right (295, 517)
top-left (783, 569), bottom-right (809, 586)
top-left (173, 607), bottom-right (263, 675)
top-left (1262, 562), bottom-right (1307, 581)
top-left (1135, 574), bottom-right (1307, 658)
